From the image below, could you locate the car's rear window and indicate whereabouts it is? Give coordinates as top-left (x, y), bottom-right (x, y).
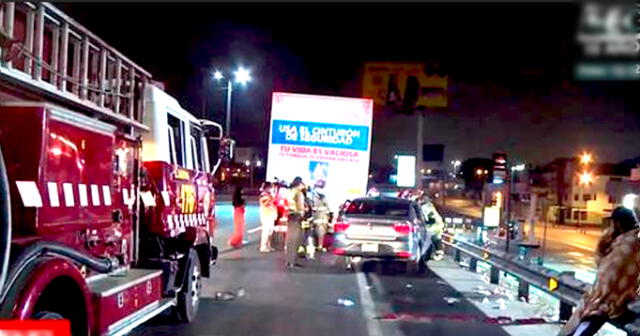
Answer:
top-left (345, 200), bottom-right (410, 217)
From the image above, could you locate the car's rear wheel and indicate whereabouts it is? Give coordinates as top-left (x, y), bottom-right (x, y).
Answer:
top-left (405, 259), bottom-right (420, 274)
top-left (406, 250), bottom-right (428, 274)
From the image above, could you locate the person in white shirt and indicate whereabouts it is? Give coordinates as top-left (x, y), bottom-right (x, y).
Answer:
top-left (259, 182), bottom-right (278, 253)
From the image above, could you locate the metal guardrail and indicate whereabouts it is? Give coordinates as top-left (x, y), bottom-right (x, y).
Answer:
top-left (442, 233), bottom-right (585, 319)
top-left (442, 232), bottom-right (640, 334)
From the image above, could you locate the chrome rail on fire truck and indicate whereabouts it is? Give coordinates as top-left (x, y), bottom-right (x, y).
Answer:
top-left (0, 2), bottom-right (152, 130)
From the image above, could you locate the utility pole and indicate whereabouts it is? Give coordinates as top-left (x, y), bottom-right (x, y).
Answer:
top-left (225, 79), bottom-right (233, 137)
top-left (505, 168), bottom-right (513, 253)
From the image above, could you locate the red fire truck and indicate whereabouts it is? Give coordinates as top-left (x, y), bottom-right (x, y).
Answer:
top-left (0, 3), bottom-right (230, 335)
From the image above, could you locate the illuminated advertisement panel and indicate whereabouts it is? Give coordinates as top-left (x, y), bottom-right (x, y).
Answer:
top-left (396, 155), bottom-right (416, 187)
top-left (266, 92), bottom-right (373, 212)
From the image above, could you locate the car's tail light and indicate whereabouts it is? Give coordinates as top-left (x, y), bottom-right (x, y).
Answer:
top-left (393, 223), bottom-right (412, 235)
top-left (334, 221), bottom-right (350, 232)
top-left (333, 248), bottom-right (346, 255)
top-left (396, 251), bottom-right (412, 258)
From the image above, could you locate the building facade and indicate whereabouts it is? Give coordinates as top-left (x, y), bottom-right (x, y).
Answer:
top-left (544, 159), bottom-right (630, 225)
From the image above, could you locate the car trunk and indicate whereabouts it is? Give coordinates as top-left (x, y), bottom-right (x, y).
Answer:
top-left (341, 215), bottom-right (410, 241)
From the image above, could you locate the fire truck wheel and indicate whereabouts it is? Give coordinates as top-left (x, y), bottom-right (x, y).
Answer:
top-left (176, 250), bottom-right (201, 323)
top-left (33, 311), bottom-right (64, 320)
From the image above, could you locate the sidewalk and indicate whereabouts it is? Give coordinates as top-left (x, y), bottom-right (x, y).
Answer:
top-left (429, 258), bottom-right (561, 336)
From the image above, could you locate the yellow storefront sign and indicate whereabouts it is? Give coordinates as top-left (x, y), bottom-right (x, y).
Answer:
top-left (362, 62), bottom-right (448, 109)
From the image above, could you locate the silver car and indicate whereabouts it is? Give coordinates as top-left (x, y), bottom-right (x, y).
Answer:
top-left (332, 197), bottom-right (434, 272)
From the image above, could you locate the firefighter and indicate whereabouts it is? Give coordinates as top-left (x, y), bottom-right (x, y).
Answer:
top-left (259, 182), bottom-right (277, 252)
top-left (427, 210), bottom-right (445, 260)
top-left (311, 180), bottom-right (330, 252)
top-left (419, 195), bottom-right (445, 260)
top-left (285, 177), bottom-right (306, 268)
top-left (300, 184), bottom-right (317, 259)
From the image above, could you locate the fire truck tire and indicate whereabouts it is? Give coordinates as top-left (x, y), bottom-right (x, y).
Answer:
top-left (33, 311), bottom-right (64, 320)
top-left (176, 250), bottom-right (201, 323)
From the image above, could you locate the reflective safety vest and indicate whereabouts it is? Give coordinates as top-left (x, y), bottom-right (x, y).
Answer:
top-left (287, 188), bottom-right (305, 215)
top-left (421, 202), bottom-right (445, 237)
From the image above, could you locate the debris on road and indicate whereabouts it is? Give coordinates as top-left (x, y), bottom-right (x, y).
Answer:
top-left (444, 297), bottom-right (461, 305)
top-left (494, 298), bottom-right (507, 310)
top-left (214, 288), bottom-right (246, 301)
top-left (337, 298), bottom-right (355, 307)
top-left (214, 291), bottom-right (237, 301)
top-left (406, 283), bottom-right (414, 289)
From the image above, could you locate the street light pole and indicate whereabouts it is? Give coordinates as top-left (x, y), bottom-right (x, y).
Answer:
top-left (505, 168), bottom-right (513, 253)
top-left (416, 112), bottom-right (423, 189)
top-left (225, 79), bottom-right (233, 137)
top-left (250, 163), bottom-right (254, 189)
top-left (214, 66), bottom-right (251, 137)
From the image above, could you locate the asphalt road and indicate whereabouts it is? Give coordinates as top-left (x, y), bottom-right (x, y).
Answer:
top-left (439, 197), bottom-right (600, 283)
top-left (129, 201), bottom-right (561, 336)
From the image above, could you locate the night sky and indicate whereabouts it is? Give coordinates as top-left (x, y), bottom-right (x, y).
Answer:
top-left (58, 2), bottom-right (640, 166)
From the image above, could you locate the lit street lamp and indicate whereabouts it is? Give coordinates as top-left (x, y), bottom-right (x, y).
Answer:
top-left (213, 66), bottom-right (252, 137)
top-left (579, 171), bottom-right (593, 186)
top-left (580, 152), bottom-right (593, 165)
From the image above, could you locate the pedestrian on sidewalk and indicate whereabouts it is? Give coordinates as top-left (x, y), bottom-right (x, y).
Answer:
top-left (559, 206), bottom-right (640, 336)
top-left (228, 184), bottom-right (246, 248)
top-left (259, 182), bottom-right (277, 252)
top-left (285, 177), bottom-right (306, 268)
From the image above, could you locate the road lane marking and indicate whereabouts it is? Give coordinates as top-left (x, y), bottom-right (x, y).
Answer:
top-left (248, 226), bottom-right (262, 234)
top-left (356, 271), bottom-right (384, 336)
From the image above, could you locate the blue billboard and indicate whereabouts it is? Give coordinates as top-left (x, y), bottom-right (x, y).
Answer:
top-left (271, 119), bottom-right (370, 151)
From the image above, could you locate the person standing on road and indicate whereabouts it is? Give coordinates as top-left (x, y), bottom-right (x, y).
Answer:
top-left (285, 177), bottom-right (306, 268)
top-left (259, 182), bottom-right (277, 252)
top-left (311, 181), bottom-right (330, 252)
top-left (559, 206), bottom-right (640, 336)
top-left (418, 195), bottom-right (445, 260)
top-left (228, 185), bottom-right (246, 248)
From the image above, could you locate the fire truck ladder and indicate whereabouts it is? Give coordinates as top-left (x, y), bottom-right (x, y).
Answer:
top-left (0, 2), bottom-right (152, 130)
